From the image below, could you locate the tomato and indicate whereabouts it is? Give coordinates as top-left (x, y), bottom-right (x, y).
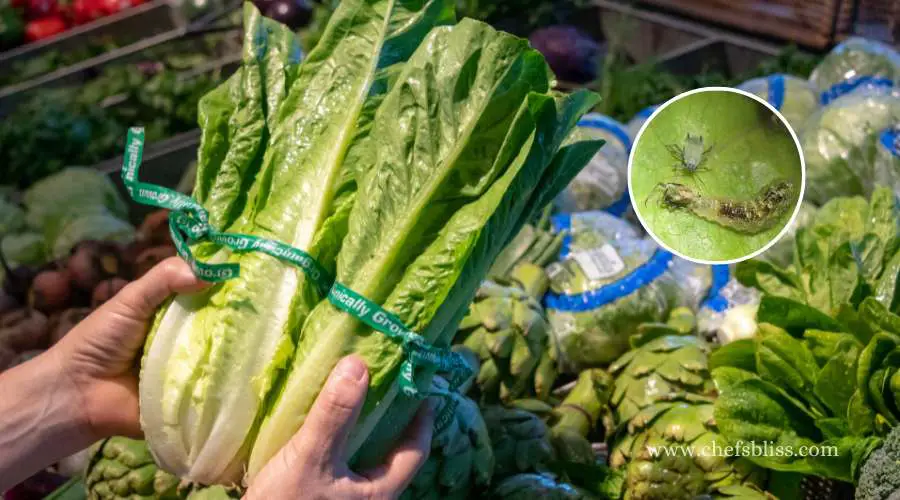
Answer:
top-left (23, 14), bottom-right (65, 41)
top-left (98, 0), bottom-right (141, 15)
top-left (25, 0), bottom-right (58, 20)
top-left (70, 0), bottom-right (102, 24)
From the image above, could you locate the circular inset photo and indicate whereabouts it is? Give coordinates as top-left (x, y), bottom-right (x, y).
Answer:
top-left (628, 87), bottom-right (805, 264)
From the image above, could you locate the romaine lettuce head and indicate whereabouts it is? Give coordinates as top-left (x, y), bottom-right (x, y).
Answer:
top-left (247, 19), bottom-right (602, 476)
top-left (23, 167), bottom-right (128, 231)
top-left (737, 74), bottom-right (819, 132)
top-left (139, 0), bottom-right (456, 484)
top-left (800, 86), bottom-right (900, 204)
top-left (810, 38), bottom-right (900, 94)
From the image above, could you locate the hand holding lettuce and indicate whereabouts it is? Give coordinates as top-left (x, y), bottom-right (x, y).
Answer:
top-left (132, 1), bottom-right (604, 486)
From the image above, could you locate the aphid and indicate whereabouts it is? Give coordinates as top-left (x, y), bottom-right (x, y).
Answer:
top-left (666, 133), bottom-right (714, 177)
top-left (646, 179), bottom-right (794, 234)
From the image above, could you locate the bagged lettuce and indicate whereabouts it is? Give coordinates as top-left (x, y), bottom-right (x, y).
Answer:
top-left (695, 265), bottom-right (761, 344)
top-left (810, 38), bottom-right (900, 95)
top-left (625, 105), bottom-right (658, 143)
top-left (544, 212), bottom-right (710, 370)
top-left (737, 74), bottom-right (818, 132)
top-left (874, 125), bottom-right (900, 197)
top-left (800, 85), bottom-right (900, 204)
top-left (553, 114), bottom-right (631, 215)
top-left (138, 1), bottom-right (604, 485)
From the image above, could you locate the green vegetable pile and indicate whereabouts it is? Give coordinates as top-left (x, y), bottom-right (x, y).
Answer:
top-left (0, 33), bottom-right (233, 187)
top-left (137, 0), bottom-right (603, 485)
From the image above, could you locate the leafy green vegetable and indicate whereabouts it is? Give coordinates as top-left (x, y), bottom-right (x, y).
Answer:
top-left (736, 187), bottom-right (900, 318)
top-left (141, 1), bottom-right (455, 483)
top-left (0, 35), bottom-right (231, 187)
top-left (712, 322), bottom-right (887, 482)
top-left (140, 2), bottom-right (603, 486)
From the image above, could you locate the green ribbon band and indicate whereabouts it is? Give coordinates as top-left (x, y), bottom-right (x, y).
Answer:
top-left (328, 282), bottom-right (475, 398)
top-left (120, 127), bottom-right (332, 290)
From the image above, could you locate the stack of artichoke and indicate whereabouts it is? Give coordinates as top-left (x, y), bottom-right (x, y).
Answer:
top-left (547, 368), bottom-right (614, 466)
top-left (608, 327), bottom-right (769, 500)
top-left (456, 219), bottom-right (563, 403)
top-left (84, 437), bottom-right (239, 500)
top-left (402, 377), bottom-right (494, 500)
top-left (492, 473), bottom-right (599, 499)
top-left (483, 405), bottom-right (555, 478)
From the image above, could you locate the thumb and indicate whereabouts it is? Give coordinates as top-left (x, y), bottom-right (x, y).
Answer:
top-left (102, 257), bottom-right (210, 322)
top-left (289, 355), bottom-right (369, 467)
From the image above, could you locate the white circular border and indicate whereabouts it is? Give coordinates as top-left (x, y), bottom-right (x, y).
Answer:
top-left (627, 86), bottom-right (807, 265)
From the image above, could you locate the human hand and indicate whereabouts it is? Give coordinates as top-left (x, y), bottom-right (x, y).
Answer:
top-left (248, 355), bottom-right (435, 500)
top-left (52, 257), bottom-right (209, 439)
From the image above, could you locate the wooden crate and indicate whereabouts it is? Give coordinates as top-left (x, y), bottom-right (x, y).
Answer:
top-left (853, 0), bottom-right (900, 44)
top-left (638, 0), bottom-right (857, 49)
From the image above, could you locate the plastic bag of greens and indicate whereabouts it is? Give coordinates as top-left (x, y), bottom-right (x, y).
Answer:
top-left (626, 105), bottom-right (659, 142)
top-left (544, 211), bottom-right (710, 370)
top-left (874, 125), bottom-right (900, 197)
top-left (737, 74), bottom-right (818, 132)
top-left (760, 201), bottom-right (818, 268)
top-left (554, 114), bottom-right (631, 216)
top-left (810, 38), bottom-right (900, 95)
top-left (696, 266), bottom-right (760, 345)
top-left (800, 85), bottom-right (900, 204)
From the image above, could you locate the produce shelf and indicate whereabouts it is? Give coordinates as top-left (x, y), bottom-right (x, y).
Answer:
top-left (0, 0), bottom-right (184, 76)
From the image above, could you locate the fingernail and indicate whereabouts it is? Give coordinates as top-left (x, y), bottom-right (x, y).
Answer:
top-left (334, 356), bottom-right (367, 383)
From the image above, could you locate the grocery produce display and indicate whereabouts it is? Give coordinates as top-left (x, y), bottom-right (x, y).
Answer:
top-left (5, 3), bottom-right (900, 500)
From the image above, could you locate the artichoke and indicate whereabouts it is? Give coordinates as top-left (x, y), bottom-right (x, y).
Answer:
top-left (492, 473), bottom-right (598, 499)
top-left (402, 381), bottom-right (494, 500)
top-left (457, 219), bottom-right (562, 403)
top-left (483, 405), bottom-right (554, 478)
top-left (547, 368), bottom-right (614, 465)
top-left (608, 334), bottom-right (769, 500)
top-left (85, 437), bottom-right (240, 500)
